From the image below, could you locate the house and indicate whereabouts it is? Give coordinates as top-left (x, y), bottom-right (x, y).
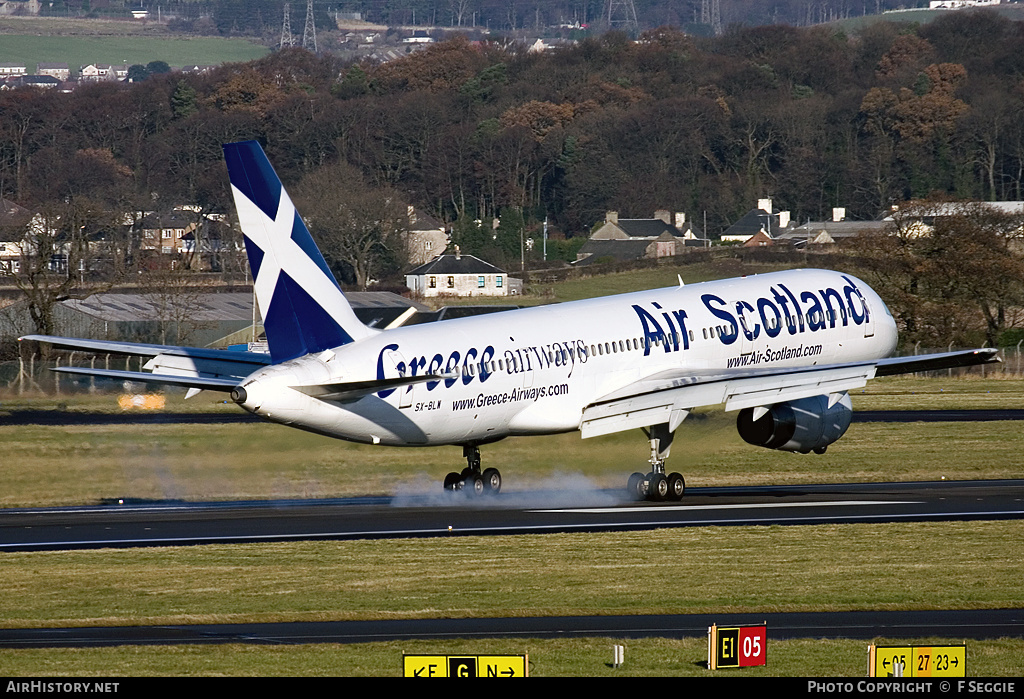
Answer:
top-left (0, 0), bottom-right (40, 15)
top-left (405, 250), bottom-right (520, 297)
top-left (80, 64), bottom-right (119, 82)
top-left (720, 198), bottom-right (792, 244)
top-left (402, 30), bottom-right (435, 44)
top-left (0, 198), bottom-right (32, 273)
top-left (2, 74), bottom-right (60, 90)
top-left (882, 200), bottom-right (1024, 238)
top-left (575, 209), bottom-right (707, 265)
top-left (0, 63), bottom-right (26, 77)
top-left (405, 206), bottom-right (448, 266)
top-left (36, 62), bottom-right (70, 81)
top-left (775, 208), bottom-right (889, 247)
top-left (139, 212), bottom-right (198, 255)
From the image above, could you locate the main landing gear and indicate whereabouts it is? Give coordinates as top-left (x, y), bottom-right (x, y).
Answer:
top-left (628, 423), bottom-right (686, 502)
top-left (444, 445), bottom-right (502, 496)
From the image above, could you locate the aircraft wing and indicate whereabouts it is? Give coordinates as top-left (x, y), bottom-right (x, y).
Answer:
top-left (580, 347), bottom-right (1000, 439)
top-left (19, 334), bottom-right (271, 393)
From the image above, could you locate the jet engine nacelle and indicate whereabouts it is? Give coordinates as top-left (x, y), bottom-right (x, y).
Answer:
top-left (736, 393), bottom-right (853, 454)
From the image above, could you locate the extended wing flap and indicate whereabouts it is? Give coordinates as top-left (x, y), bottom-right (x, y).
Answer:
top-left (581, 346), bottom-right (999, 440)
top-left (722, 366), bottom-right (875, 411)
top-left (581, 364), bottom-right (875, 439)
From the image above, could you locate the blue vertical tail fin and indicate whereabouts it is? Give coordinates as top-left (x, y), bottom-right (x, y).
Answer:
top-left (223, 141), bottom-right (376, 363)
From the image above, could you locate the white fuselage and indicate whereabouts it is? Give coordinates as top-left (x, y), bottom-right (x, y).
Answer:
top-left (235, 269), bottom-right (898, 446)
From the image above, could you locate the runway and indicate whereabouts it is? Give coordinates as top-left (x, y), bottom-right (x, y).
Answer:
top-left (2, 479), bottom-right (1022, 552)
top-left (3, 609), bottom-right (1024, 648)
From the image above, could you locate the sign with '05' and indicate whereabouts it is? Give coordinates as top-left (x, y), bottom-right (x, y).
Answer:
top-left (708, 624), bottom-right (767, 670)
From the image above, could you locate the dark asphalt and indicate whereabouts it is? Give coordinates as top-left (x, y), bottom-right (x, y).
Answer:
top-left (3, 609), bottom-right (1023, 648)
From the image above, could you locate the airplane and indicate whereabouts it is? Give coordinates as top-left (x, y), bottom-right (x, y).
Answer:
top-left (20, 141), bottom-right (1000, 502)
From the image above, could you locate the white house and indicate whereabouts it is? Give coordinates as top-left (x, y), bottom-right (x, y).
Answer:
top-left (405, 250), bottom-right (519, 297)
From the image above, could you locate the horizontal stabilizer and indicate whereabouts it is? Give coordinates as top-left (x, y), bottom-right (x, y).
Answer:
top-left (875, 348), bottom-right (1000, 376)
top-left (20, 335), bottom-right (271, 366)
top-left (51, 366), bottom-right (239, 392)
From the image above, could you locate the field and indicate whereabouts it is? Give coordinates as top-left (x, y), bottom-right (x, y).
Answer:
top-left (2, 375), bottom-right (1023, 507)
top-left (0, 377), bottom-right (1023, 675)
top-left (0, 17), bottom-right (268, 71)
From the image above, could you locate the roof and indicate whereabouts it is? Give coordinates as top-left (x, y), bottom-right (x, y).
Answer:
top-left (574, 238), bottom-right (653, 265)
top-left (723, 208), bottom-right (786, 238)
top-left (347, 291), bottom-right (429, 311)
top-left (64, 293), bottom-right (256, 323)
top-left (778, 220), bottom-right (889, 241)
top-left (0, 198), bottom-right (31, 232)
top-left (140, 212), bottom-right (197, 229)
top-left (614, 219), bottom-right (683, 238)
top-left (885, 201), bottom-right (1024, 219)
top-left (406, 254), bottom-right (507, 276)
top-left (408, 208), bottom-right (444, 232)
top-left (60, 290), bottom-right (425, 324)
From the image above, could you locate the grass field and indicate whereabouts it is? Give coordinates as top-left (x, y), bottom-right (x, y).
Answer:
top-left (0, 16), bottom-right (268, 71)
top-left (2, 376), bottom-right (1023, 507)
top-left (1, 637), bottom-right (1022, 677)
top-left (1, 379), bottom-right (1022, 675)
top-left (0, 523), bottom-right (1022, 675)
top-left (0, 34), bottom-right (268, 72)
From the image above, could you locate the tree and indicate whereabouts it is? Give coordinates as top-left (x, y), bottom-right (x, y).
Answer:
top-left (851, 200), bottom-right (1024, 347)
top-left (922, 202), bottom-right (1024, 346)
top-left (292, 159), bottom-right (410, 289)
top-left (5, 198), bottom-right (123, 338)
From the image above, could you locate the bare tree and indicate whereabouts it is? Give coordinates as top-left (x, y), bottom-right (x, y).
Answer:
top-left (292, 159), bottom-right (410, 290)
top-left (3, 197), bottom-right (123, 339)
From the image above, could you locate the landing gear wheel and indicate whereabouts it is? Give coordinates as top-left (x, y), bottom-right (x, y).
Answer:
top-left (627, 472), bottom-right (647, 501)
top-left (481, 467), bottom-right (502, 494)
top-left (667, 472), bottom-right (685, 500)
top-left (649, 472), bottom-right (669, 502)
top-left (444, 472), bottom-right (462, 491)
top-left (466, 474), bottom-right (485, 497)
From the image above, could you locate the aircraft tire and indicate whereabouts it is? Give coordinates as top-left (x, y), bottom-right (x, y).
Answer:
top-left (649, 473), bottom-right (669, 502)
top-left (667, 472), bottom-right (685, 500)
top-left (482, 468), bottom-right (501, 494)
top-left (444, 472), bottom-right (462, 491)
top-left (466, 474), bottom-right (485, 497)
top-left (627, 472), bottom-right (646, 501)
